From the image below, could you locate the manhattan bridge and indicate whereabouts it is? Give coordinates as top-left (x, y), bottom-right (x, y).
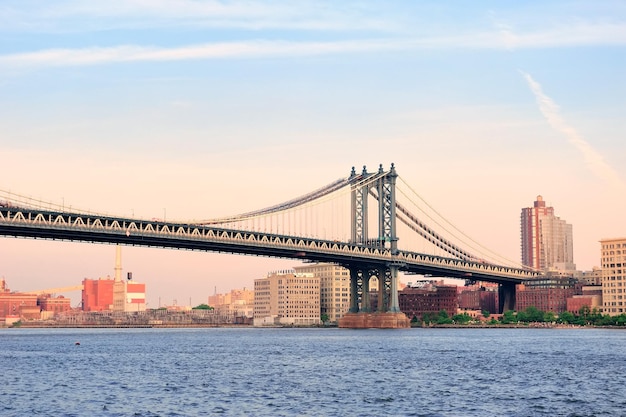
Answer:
top-left (0, 164), bottom-right (539, 316)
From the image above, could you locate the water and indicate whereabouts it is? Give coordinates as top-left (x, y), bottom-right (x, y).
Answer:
top-left (1, 327), bottom-right (624, 417)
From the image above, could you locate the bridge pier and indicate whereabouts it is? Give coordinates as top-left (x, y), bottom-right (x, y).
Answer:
top-left (499, 282), bottom-right (516, 313)
top-left (340, 264), bottom-right (409, 329)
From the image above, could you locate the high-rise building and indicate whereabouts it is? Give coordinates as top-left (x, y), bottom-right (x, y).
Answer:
top-left (520, 195), bottom-right (575, 272)
top-left (600, 237), bottom-right (626, 316)
top-left (253, 270), bottom-right (320, 326)
top-left (294, 263), bottom-right (350, 322)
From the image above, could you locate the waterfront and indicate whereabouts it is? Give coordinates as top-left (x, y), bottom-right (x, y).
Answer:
top-left (1, 327), bottom-right (625, 417)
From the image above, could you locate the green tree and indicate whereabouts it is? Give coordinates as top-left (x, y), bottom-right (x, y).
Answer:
top-left (558, 311), bottom-right (575, 324)
top-left (588, 308), bottom-right (604, 325)
top-left (437, 310), bottom-right (453, 325)
top-left (501, 310), bottom-right (517, 324)
top-left (578, 305), bottom-right (591, 318)
top-left (193, 304), bottom-right (214, 310)
top-left (320, 313), bottom-right (329, 324)
top-left (482, 310), bottom-right (491, 318)
top-left (421, 312), bottom-right (434, 325)
top-left (525, 306), bottom-right (544, 322)
top-left (452, 313), bottom-right (472, 325)
top-left (543, 311), bottom-right (556, 323)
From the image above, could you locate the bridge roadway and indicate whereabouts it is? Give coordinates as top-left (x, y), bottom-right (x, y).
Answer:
top-left (0, 206), bottom-right (539, 285)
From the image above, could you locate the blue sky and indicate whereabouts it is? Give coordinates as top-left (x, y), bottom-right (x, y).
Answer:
top-left (1, 1), bottom-right (625, 307)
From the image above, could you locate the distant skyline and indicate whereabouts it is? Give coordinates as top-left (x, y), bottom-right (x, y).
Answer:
top-left (1, 1), bottom-right (625, 307)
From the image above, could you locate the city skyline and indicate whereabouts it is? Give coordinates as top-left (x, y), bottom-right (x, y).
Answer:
top-left (1, 1), bottom-right (625, 307)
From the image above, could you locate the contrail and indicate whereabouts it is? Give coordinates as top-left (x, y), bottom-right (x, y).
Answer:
top-left (520, 70), bottom-right (624, 188)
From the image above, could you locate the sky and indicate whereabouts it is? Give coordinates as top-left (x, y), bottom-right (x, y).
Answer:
top-left (1, 1), bottom-right (625, 308)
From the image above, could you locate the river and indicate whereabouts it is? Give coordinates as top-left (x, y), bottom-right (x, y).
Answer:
top-left (1, 327), bottom-right (624, 416)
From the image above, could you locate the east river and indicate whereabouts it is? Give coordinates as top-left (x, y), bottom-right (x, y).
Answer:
top-left (1, 327), bottom-right (624, 416)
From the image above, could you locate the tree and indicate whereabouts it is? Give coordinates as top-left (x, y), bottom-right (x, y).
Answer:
top-left (193, 304), bottom-right (214, 310)
top-left (578, 305), bottom-right (591, 318)
top-left (557, 311), bottom-right (575, 324)
top-left (452, 313), bottom-right (472, 325)
top-left (436, 310), bottom-right (453, 325)
top-left (482, 310), bottom-right (490, 318)
top-left (320, 313), bottom-right (329, 324)
top-left (543, 311), bottom-right (556, 323)
top-left (421, 312), bottom-right (434, 325)
top-left (525, 306), bottom-right (544, 322)
top-left (501, 310), bottom-right (517, 324)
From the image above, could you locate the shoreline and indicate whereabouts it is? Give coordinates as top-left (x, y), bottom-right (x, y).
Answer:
top-left (3, 323), bottom-right (623, 330)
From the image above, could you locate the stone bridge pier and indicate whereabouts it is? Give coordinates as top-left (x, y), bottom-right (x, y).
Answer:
top-left (338, 263), bottom-right (410, 329)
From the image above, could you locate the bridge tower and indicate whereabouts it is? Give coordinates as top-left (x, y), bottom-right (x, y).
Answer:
top-left (341, 163), bottom-right (409, 328)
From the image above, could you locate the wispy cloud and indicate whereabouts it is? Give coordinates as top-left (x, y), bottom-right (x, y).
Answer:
top-left (0, 39), bottom-right (404, 68)
top-left (3, 21), bottom-right (626, 70)
top-left (520, 70), bottom-right (624, 188)
top-left (0, 0), bottom-right (395, 33)
top-left (501, 22), bottom-right (626, 49)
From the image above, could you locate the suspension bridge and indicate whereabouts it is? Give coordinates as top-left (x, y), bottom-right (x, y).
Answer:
top-left (0, 164), bottom-right (538, 326)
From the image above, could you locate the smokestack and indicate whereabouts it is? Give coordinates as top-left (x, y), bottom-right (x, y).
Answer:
top-left (114, 245), bottom-right (122, 282)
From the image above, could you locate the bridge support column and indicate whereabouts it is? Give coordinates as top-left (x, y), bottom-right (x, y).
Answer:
top-left (499, 282), bottom-right (516, 313)
top-left (349, 267), bottom-right (360, 313)
top-left (377, 267), bottom-right (386, 312)
top-left (361, 271), bottom-right (371, 313)
top-left (388, 265), bottom-right (400, 313)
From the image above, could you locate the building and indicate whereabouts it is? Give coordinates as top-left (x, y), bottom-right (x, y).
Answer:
top-left (253, 270), bottom-right (320, 326)
top-left (208, 288), bottom-right (255, 320)
top-left (398, 281), bottom-right (458, 320)
top-left (520, 196), bottom-right (576, 273)
top-left (82, 276), bottom-right (147, 312)
top-left (566, 285), bottom-right (602, 314)
top-left (516, 276), bottom-right (577, 313)
top-left (0, 279), bottom-right (39, 323)
top-left (600, 237), bottom-right (626, 316)
top-left (294, 263), bottom-right (350, 322)
top-left (82, 278), bottom-right (114, 311)
top-left (579, 267), bottom-right (603, 286)
top-left (37, 294), bottom-right (71, 315)
top-left (458, 282), bottom-right (499, 314)
top-left (82, 246), bottom-right (146, 312)
top-left (111, 278), bottom-right (147, 312)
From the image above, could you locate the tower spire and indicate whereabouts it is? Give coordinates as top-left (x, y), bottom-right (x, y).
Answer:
top-left (114, 244), bottom-right (122, 282)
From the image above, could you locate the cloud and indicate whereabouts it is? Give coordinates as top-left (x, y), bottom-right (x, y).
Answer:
top-left (0, 0), bottom-right (395, 33)
top-left (520, 70), bottom-right (624, 188)
top-left (1, 21), bottom-right (623, 70)
top-left (0, 39), bottom-right (399, 68)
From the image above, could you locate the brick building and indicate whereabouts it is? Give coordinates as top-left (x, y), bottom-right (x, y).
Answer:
top-left (458, 283), bottom-right (499, 314)
top-left (37, 294), bottom-right (71, 314)
top-left (82, 278), bottom-right (114, 311)
top-left (0, 279), bottom-right (39, 322)
top-left (399, 281), bottom-right (458, 320)
top-left (516, 277), bottom-right (577, 313)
